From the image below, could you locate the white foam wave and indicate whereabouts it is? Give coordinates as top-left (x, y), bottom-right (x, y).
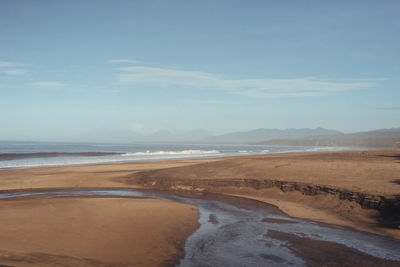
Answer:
top-left (0, 146), bottom-right (355, 170)
top-left (0, 150), bottom-right (224, 169)
top-left (121, 150), bottom-right (220, 156)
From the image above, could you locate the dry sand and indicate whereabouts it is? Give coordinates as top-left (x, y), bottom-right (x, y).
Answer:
top-left (0, 159), bottom-right (217, 190)
top-left (0, 197), bottom-right (199, 266)
top-left (1, 150), bottom-right (397, 195)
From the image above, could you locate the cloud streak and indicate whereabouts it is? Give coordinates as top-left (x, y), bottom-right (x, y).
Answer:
top-left (0, 61), bottom-right (18, 68)
top-left (108, 59), bottom-right (140, 64)
top-left (0, 69), bottom-right (26, 75)
top-left (378, 106), bottom-right (400, 111)
top-left (30, 81), bottom-right (66, 88)
top-left (0, 60), bottom-right (26, 75)
top-left (115, 66), bottom-right (378, 98)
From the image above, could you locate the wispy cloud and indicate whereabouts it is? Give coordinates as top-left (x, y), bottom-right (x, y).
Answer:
top-left (378, 106), bottom-right (400, 111)
top-left (30, 81), bottom-right (66, 88)
top-left (108, 59), bottom-right (140, 64)
top-left (0, 60), bottom-right (26, 75)
top-left (183, 99), bottom-right (228, 105)
top-left (0, 61), bottom-right (18, 68)
top-left (114, 66), bottom-right (378, 98)
top-left (0, 69), bottom-right (26, 75)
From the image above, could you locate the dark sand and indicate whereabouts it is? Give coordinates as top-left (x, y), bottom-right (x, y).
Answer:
top-left (267, 230), bottom-right (400, 267)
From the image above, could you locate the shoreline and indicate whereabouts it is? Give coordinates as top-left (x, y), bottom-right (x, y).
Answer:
top-left (0, 150), bottom-right (399, 265)
top-left (0, 146), bottom-right (358, 171)
top-left (0, 150), bottom-right (399, 239)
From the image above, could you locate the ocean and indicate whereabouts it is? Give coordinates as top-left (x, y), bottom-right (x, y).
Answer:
top-left (0, 141), bottom-right (351, 169)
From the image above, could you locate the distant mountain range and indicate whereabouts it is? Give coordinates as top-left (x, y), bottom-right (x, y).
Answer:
top-left (255, 128), bottom-right (400, 148)
top-left (131, 127), bottom-right (343, 144)
top-left (57, 127), bottom-right (400, 148)
top-left (203, 127), bottom-right (342, 144)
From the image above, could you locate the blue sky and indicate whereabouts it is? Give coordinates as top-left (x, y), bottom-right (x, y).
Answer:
top-left (0, 0), bottom-right (399, 141)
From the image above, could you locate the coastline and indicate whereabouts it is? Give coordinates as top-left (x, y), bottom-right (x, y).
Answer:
top-left (0, 149), bottom-right (399, 265)
top-left (0, 150), bottom-right (399, 237)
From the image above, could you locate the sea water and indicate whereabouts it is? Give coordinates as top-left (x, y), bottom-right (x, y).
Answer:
top-left (0, 141), bottom-right (354, 169)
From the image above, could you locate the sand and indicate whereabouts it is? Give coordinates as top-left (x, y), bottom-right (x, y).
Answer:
top-left (0, 149), bottom-right (399, 265)
top-left (129, 150), bottom-right (400, 194)
top-left (124, 150), bottom-right (400, 239)
top-left (0, 197), bottom-right (199, 266)
top-left (0, 159), bottom-right (217, 190)
top-left (1, 150), bottom-right (397, 195)
top-left (267, 230), bottom-right (400, 267)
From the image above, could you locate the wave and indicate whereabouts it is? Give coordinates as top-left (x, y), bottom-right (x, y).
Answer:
top-left (0, 150), bottom-right (223, 169)
top-left (0, 146), bottom-right (355, 170)
top-left (121, 150), bottom-right (221, 157)
top-left (0, 152), bottom-right (119, 161)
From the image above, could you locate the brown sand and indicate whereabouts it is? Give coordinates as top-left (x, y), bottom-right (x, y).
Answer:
top-left (0, 150), bottom-right (399, 241)
top-left (124, 150), bottom-right (400, 239)
top-left (0, 159), bottom-right (219, 191)
top-left (130, 150), bottom-right (400, 195)
top-left (0, 197), bottom-right (199, 267)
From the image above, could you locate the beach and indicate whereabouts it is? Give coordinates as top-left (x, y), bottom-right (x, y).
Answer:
top-left (0, 150), bottom-right (399, 265)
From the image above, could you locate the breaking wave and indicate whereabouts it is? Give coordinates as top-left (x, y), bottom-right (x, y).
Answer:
top-left (121, 150), bottom-right (221, 156)
top-left (0, 152), bottom-right (118, 161)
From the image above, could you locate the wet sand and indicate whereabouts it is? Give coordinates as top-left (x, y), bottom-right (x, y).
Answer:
top-left (266, 230), bottom-right (400, 267)
top-left (0, 197), bottom-right (199, 266)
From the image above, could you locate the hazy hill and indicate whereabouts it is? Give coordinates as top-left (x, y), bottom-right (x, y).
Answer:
top-left (256, 128), bottom-right (400, 148)
top-left (203, 127), bottom-right (342, 144)
top-left (61, 127), bottom-right (400, 147)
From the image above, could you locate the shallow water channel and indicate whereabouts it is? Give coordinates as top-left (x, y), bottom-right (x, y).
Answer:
top-left (0, 189), bottom-right (399, 266)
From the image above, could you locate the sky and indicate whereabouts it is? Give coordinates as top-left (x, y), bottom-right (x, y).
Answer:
top-left (0, 0), bottom-right (399, 141)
